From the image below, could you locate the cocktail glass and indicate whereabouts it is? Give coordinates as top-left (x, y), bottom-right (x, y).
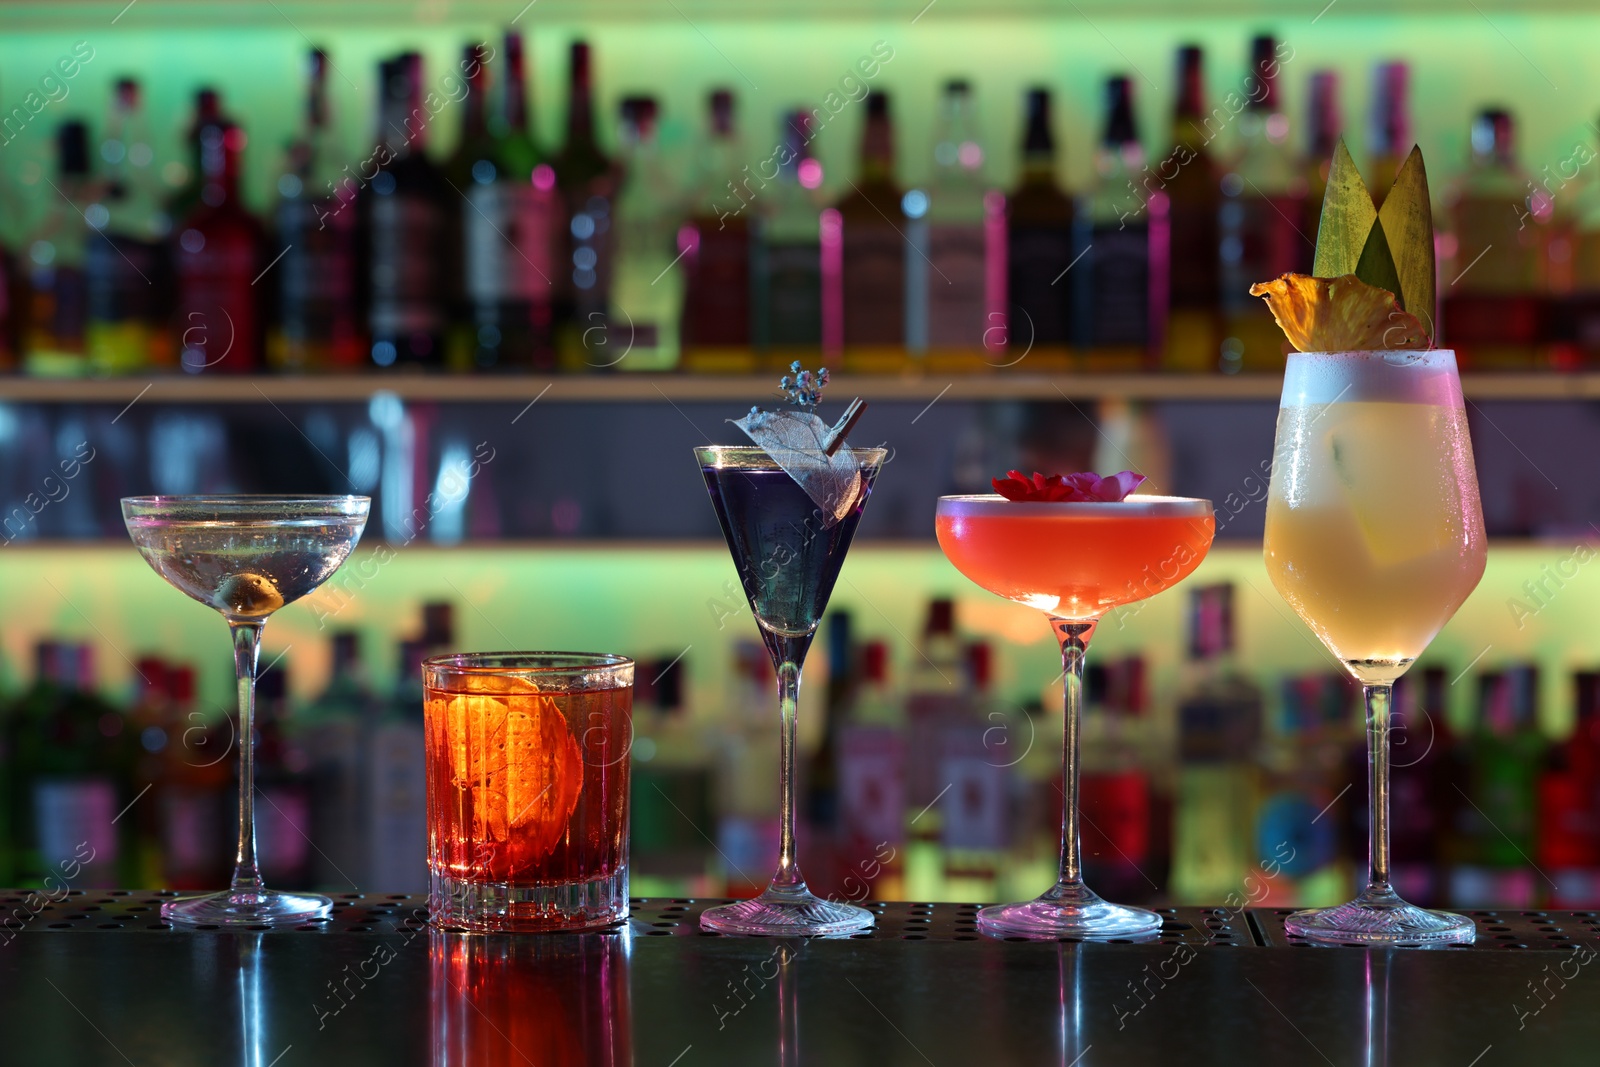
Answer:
top-left (696, 444), bottom-right (886, 936)
top-left (424, 652), bottom-right (634, 932)
top-left (1265, 349), bottom-right (1485, 944)
top-left (936, 493), bottom-right (1214, 938)
top-left (121, 494), bottom-right (369, 926)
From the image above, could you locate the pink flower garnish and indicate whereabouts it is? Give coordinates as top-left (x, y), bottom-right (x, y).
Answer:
top-left (990, 470), bottom-right (1146, 503)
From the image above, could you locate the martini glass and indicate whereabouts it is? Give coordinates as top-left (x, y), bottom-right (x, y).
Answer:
top-left (1264, 349), bottom-right (1485, 945)
top-left (936, 493), bottom-right (1214, 938)
top-left (696, 444), bottom-right (885, 936)
top-left (122, 495), bottom-right (370, 927)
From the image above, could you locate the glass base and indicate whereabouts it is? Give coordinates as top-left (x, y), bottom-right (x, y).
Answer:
top-left (1284, 893), bottom-right (1476, 945)
top-left (161, 887), bottom-right (333, 927)
top-left (429, 867), bottom-right (628, 932)
top-left (977, 883), bottom-right (1162, 940)
top-left (700, 889), bottom-right (875, 937)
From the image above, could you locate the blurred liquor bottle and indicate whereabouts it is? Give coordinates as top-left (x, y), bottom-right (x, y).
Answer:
top-left (1384, 667), bottom-right (1456, 907)
top-left (87, 78), bottom-right (171, 374)
top-left (29, 645), bottom-right (131, 887)
top-left (832, 91), bottom-right (905, 365)
top-left (920, 80), bottom-right (999, 367)
top-left (271, 49), bottom-right (363, 373)
top-left (1454, 666), bottom-right (1544, 907)
top-left (753, 111), bottom-right (823, 364)
top-left (173, 116), bottom-right (264, 373)
top-left (838, 639), bottom-right (907, 900)
top-left (362, 53), bottom-right (450, 370)
top-left (1300, 70), bottom-right (1340, 273)
top-left (1170, 584), bottom-right (1263, 903)
top-left (553, 41), bottom-right (618, 370)
top-left (712, 640), bottom-right (781, 897)
top-left (452, 34), bottom-right (559, 371)
top-left (940, 642), bottom-right (1011, 903)
top-left (4, 642), bottom-right (68, 882)
top-left (167, 88), bottom-right (224, 230)
top-left (297, 631), bottom-right (369, 889)
top-left (445, 42), bottom-right (497, 366)
top-left (1159, 44), bottom-right (1222, 373)
top-left (1536, 671), bottom-right (1600, 906)
top-left (160, 664), bottom-right (231, 890)
top-left (903, 597), bottom-right (963, 900)
top-left (1443, 109), bottom-right (1548, 368)
top-left (1080, 657), bottom-right (1159, 904)
top-left (253, 664), bottom-right (314, 888)
top-left (22, 122), bottom-right (92, 377)
top-left (368, 639), bottom-right (428, 891)
top-left (805, 613), bottom-right (853, 849)
top-left (125, 656), bottom-right (172, 888)
top-left (1219, 35), bottom-right (1303, 374)
top-left (612, 96), bottom-right (683, 371)
top-left (681, 89), bottom-right (754, 371)
top-left (1076, 76), bottom-right (1155, 370)
top-left (1366, 61), bottom-right (1411, 207)
top-left (1556, 118), bottom-right (1600, 364)
top-left (1007, 88), bottom-right (1074, 363)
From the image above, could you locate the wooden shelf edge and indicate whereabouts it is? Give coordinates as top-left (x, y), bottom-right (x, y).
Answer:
top-left (0, 372), bottom-right (1594, 405)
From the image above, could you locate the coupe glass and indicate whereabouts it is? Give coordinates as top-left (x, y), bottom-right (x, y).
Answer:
top-left (1264, 349), bottom-right (1486, 944)
top-left (122, 495), bottom-right (370, 926)
top-left (695, 444), bottom-right (886, 935)
top-left (936, 493), bottom-right (1214, 938)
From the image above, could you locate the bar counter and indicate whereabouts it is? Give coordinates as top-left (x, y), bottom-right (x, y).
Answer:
top-left (3, 893), bottom-right (1594, 1065)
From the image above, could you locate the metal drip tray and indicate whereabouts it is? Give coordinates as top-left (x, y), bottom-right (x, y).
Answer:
top-left (11, 891), bottom-right (1589, 948)
top-left (1251, 906), bottom-right (1600, 949)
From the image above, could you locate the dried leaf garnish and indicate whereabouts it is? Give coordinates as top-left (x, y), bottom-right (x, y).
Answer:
top-left (1249, 273), bottom-right (1429, 353)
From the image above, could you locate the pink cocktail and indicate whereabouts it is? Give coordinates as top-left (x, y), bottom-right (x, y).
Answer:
top-left (936, 494), bottom-right (1214, 938)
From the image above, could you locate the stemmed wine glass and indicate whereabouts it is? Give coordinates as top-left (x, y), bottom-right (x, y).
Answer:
top-left (122, 495), bottom-right (370, 927)
top-left (696, 445), bottom-right (886, 936)
top-left (1263, 349), bottom-right (1486, 944)
top-left (935, 492), bottom-right (1214, 938)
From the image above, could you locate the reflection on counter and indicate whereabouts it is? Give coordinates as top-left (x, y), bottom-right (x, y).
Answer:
top-left (430, 930), bottom-right (631, 1066)
top-left (1, 542), bottom-right (1598, 910)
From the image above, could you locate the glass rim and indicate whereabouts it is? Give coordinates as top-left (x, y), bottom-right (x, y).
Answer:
top-left (121, 494), bottom-right (370, 507)
top-left (423, 651), bottom-right (635, 674)
top-left (936, 493), bottom-right (1213, 518)
top-left (695, 444), bottom-right (888, 467)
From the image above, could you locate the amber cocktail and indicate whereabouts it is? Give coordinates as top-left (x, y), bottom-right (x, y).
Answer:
top-left (424, 652), bottom-right (633, 932)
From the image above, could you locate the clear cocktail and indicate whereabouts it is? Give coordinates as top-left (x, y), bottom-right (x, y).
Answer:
top-left (936, 494), bottom-right (1214, 938)
top-left (122, 495), bottom-right (369, 927)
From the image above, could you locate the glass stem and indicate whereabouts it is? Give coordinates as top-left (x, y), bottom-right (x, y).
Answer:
top-left (1052, 618), bottom-right (1097, 890)
top-left (229, 620), bottom-right (265, 894)
top-left (772, 660), bottom-right (805, 894)
top-left (1364, 682), bottom-right (1394, 898)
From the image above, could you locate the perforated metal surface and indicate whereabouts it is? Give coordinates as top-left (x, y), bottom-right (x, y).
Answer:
top-left (3, 892), bottom-right (1253, 943)
top-left (629, 899), bottom-right (1258, 945)
top-left (0, 890), bottom-right (429, 933)
top-left (14, 891), bottom-right (1593, 948)
top-left (1251, 906), bottom-right (1600, 949)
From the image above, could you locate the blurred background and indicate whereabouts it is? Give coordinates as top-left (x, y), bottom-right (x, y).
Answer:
top-left (0, 0), bottom-right (1598, 911)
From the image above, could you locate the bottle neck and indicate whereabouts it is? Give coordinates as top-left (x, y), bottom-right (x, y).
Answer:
top-left (507, 49), bottom-right (530, 134)
top-left (859, 117), bottom-right (894, 183)
top-left (567, 52), bottom-right (596, 149)
top-left (200, 125), bottom-right (240, 204)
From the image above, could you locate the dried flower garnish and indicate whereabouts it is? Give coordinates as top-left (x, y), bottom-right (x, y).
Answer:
top-left (733, 361), bottom-right (866, 527)
top-left (779, 361), bottom-right (830, 408)
top-left (991, 470), bottom-right (1146, 503)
